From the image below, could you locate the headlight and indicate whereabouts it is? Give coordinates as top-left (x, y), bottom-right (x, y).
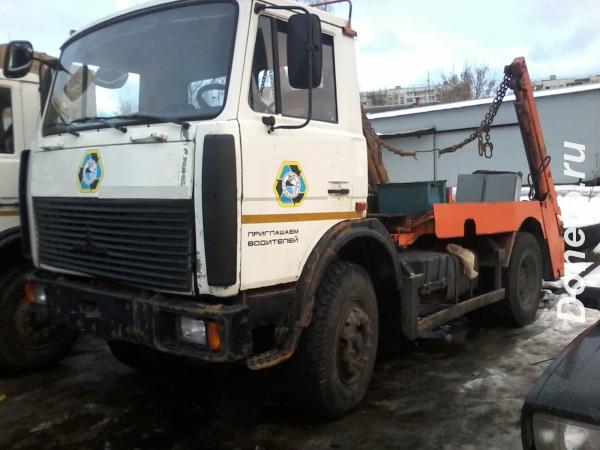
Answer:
top-left (533, 414), bottom-right (600, 450)
top-left (178, 317), bottom-right (206, 345)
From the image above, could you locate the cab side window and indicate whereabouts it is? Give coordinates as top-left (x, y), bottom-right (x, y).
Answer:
top-left (249, 16), bottom-right (338, 123)
top-left (276, 22), bottom-right (337, 123)
top-left (0, 88), bottom-right (14, 154)
top-left (249, 16), bottom-right (277, 114)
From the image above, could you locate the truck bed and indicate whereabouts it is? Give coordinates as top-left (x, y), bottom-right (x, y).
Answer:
top-left (379, 200), bottom-right (564, 280)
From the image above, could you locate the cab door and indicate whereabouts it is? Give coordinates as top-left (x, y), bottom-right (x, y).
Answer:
top-left (237, 12), bottom-right (366, 290)
top-left (0, 79), bottom-right (30, 228)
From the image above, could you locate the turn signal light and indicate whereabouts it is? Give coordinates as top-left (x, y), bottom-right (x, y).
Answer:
top-left (23, 281), bottom-right (35, 304)
top-left (207, 322), bottom-right (221, 351)
top-left (23, 281), bottom-right (46, 305)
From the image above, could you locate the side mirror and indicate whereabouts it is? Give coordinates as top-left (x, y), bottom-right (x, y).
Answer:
top-left (3, 41), bottom-right (34, 79)
top-left (94, 67), bottom-right (129, 89)
top-left (287, 13), bottom-right (322, 89)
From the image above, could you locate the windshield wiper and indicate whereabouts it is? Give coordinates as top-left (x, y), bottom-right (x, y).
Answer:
top-left (68, 117), bottom-right (128, 133)
top-left (52, 110), bottom-right (80, 137)
top-left (107, 113), bottom-right (190, 129)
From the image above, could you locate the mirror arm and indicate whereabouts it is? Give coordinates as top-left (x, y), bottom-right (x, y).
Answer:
top-left (38, 57), bottom-right (71, 76)
top-left (254, 3), bottom-right (315, 132)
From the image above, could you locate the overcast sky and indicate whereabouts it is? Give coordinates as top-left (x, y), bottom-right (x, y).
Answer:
top-left (2, 0), bottom-right (599, 91)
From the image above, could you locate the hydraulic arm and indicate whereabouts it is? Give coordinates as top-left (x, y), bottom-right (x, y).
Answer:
top-left (509, 57), bottom-right (559, 209)
top-left (509, 58), bottom-right (564, 275)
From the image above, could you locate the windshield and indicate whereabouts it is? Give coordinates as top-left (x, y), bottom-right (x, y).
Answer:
top-left (42, 1), bottom-right (237, 136)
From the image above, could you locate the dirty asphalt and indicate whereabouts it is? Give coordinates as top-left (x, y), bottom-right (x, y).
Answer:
top-left (0, 304), bottom-right (597, 450)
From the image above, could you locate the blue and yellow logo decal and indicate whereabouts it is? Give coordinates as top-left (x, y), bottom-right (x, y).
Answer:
top-left (273, 161), bottom-right (308, 207)
top-left (77, 150), bottom-right (103, 193)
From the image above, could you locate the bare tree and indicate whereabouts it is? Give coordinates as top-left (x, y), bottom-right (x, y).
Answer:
top-left (439, 63), bottom-right (497, 103)
top-left (472, 65), bottom-right (497, 99)
top-left (369, 90), bottom-right (387, 106)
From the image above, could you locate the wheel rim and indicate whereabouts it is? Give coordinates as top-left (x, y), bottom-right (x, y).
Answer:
top-left (337, 302), bottom-right (374, 385)
top-left (13, 283), bottom-right (60, 351)
top-left (517, 254), bottom-right (538, 309)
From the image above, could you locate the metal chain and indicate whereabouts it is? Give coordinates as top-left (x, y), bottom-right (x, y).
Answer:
top-left (437, 70), bottom-right (513, 159)
top-left (378, 139), bottom-right (416, 158)
top-left (362, 109), bottom-right (416, 158)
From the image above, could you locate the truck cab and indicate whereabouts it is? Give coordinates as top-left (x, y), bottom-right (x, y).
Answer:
top-left (4, 0), bottom-right (563, 417)
top-left (21, 0), bottom-right (364, 297)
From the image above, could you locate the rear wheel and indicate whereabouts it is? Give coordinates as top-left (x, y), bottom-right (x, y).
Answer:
top-left (502, 232), bottom-right (543, 326)
top-left (292, 261), bottom-right (379, 419)
top-left (0, 263), bottom-right (78, 372)
top-left (107, 340), bottom-right (178, 371)
top-left (469, 232), bottom-right (542, 327)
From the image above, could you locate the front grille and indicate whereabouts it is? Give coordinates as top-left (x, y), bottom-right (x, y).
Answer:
top-left (34, 197), bottom-right (195, 293)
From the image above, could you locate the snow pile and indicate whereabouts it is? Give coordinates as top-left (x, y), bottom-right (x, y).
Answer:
top-left (564, 262), bottom-right (600, 289)
top-left (536, 307), bottom-right (599, 335)
top-left (521, 185), bottom-right (600, 228)
top-left (459, 368), bottom-right (513, 395)
top-left (456, 308), bottom-right (600, 408)
top-left (557, 187), bottom-right (600, 228)
top-left (544, 262), bottom-right (600, 292)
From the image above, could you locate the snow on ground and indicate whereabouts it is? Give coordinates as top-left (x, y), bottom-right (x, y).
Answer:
top-left (557, 188), bottom-right (600, 228)
top-left (450, 184), bottom-right (600, 229)
top-left (521, 185), bottom-right (600, 228)
top-left (563, 262), bottom-right (600, 288)
top-left (544, 262), bottom-right (600, 292)
top-left (529, 185), bottom-right (600, 289)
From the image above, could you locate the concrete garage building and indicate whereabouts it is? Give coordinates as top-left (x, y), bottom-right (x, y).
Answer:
top-left (368, 84), bottom-right (600, 186)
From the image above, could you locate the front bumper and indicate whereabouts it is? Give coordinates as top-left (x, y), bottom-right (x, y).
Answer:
top-left (32, 272), bottom-right (251, 362)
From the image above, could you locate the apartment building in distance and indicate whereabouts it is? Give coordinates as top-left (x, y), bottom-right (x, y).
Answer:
top-left (533, 74), bottom-right (600, 90)
top-left (360, 84), bottom-right (441, 110)
top-left (362, 73), bottom-right (600, 112)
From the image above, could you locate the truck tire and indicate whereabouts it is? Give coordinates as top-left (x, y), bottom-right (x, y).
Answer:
top-left (292, 261), bottom-right (379, 419)
top-left (0, 263), bottom-right (78, 372)
top-left (501, 232), bottom-right (543, 326)
top-left (107, 340), bottom-right (177, 371)
top-left (470, 232), bottom-right (542, 327)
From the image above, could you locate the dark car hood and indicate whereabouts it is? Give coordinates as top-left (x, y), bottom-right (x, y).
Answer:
top-left (529, 320), bottom-right (600, 424)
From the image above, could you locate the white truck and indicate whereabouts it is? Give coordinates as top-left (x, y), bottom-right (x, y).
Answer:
top-left (0, 49), bottom-right (77, 372)
top-left (3, 0), bottom-right (564, 417)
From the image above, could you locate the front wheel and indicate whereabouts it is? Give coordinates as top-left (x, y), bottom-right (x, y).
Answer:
top-left (0, 263), bottom-right (78, 372)
top-left (292, 261), bottom-right (379, 419)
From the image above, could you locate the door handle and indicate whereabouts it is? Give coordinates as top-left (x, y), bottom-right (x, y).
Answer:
top-left (41, 142), bottom-right (64, 150)
top-left (328, 188), bottom-right (350, 195)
